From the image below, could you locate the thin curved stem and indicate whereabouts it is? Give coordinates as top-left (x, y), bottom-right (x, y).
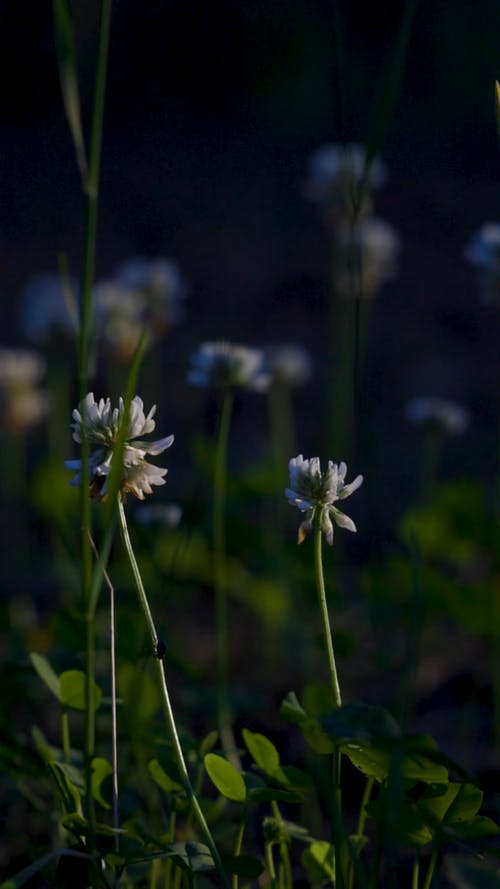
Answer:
top-left (117, 499), bottom-right (229, 888)
top-left (422, 849), bottom-right (438, 889)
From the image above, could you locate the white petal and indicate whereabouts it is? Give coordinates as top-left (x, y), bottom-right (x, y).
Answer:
top-left (144, 434), bottom-right (174, 455)
top-left (331, 507), bottom-right (357, 532)
top-left (338, 474), bottom-right (363, 498)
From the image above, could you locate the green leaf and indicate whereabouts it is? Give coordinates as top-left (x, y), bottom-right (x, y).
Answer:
top-left (247, 787), bottom-right (302, 804)
top-left (198, 730), bottom-right (219, 758)
top-left (221, 854), bottom-right (264, 879)
top-left (320, 702), bottom-right (401, 744)
top-left (51, 0), bottom-right (88, 180)
top-left (204, 753), bottom-right (246, 802)
top-left (301, 841), bottom-right (335, 882)
top-left (59, 670), bottom-right (102, 712)
top-left (242, 728), bottom-right (280, 774)
top-left (30, 652), bottom-right (60, 700)
top-left (148, 759), bottom-right (184, 795)
top-left (48, 762), bottom-right (81, 815)
top-left (445, 854), bottom-right (500, 888)
top-left (91, 757), bottom-right (113, 809)
top-left (280, 691), bottom-right (335, 754)
top-left (163, 842), bottom-right (214, 875)
top-left (117, 661), bottom-right (160, 720)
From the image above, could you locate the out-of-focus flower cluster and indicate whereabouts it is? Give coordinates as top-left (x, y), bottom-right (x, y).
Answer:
top-left (303, 142), bottom-right (400, 299)
top-left (188, 341), bottom-right (271, 392)
top-left (464, 223), bottom-right (500, 305)
top-left (94, 257), bottom-right (188, 360)
top-left (21, 257), bottom-right (188, 361)
top-left (405, 397), bottom-right (470, 437)
top-left (0, 348), bottom-right (50, 433)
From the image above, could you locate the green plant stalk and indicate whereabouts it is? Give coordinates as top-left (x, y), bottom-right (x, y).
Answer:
top-left (213, 390), bottom-right (236, 760)
top-left (270, 802), bottom-right (292, 889)
top-left (69, 0), bottom-right (112, 863)
top-left (314, 513), bottom-right (346, 889)
top-left (61, 711), bottom-right (71, 763)
top-left (412, 854), bottom-right (420, 889)
top-left (265, 842), bottom-right (277, 888)
top-left (117, 499), bottom-right (229, 888)
top-left (422, 849), bottom-right (438, 889)
top-left (232, 804), bottom-right (247, 889)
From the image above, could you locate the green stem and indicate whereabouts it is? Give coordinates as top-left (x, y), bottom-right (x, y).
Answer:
top-left (357, 776), bottom-right (374, 839)
top-left (213, 390), bottom-right (237, 761)
top-left (73, 1), bottom-right (112, 866)
top-left (61, 711), bottom-right (71, 763)
top-left (313, 515), bottom-right (345, 888)
top-left (313, 513), bottom-right (342, 707)
top-left (232, 804), bottom-right (247, 889)
top-left (412, 854), bottom-right (420, 889)
top-left (265, 843), bottom-right (277, 888)
top-left (117, 499), bottom-right (229, 888)
top-left (422, 849), bottom-right (438, 889)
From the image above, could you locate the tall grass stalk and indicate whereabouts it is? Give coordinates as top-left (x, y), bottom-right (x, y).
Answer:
top-left (313, 510), bottom-right (346, 888)
top-left (213, 390), bottom-right (238, 763)
top-left (117, 498), bottom-right (229, 888)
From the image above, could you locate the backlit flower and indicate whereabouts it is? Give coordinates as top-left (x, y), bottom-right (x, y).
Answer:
top-left (188, 341), bottom-right (270, 392)
top-left (0, 348), bottom-right (50, 432)
top-left (285, 455), bottom-right (363, 544)
top-left (334, 218), bottom-right (400, 299)
top-left (21, 274), bottom-right (78, 342)
top-left (464, 223), bottom-right (500, 304)
top-left (266, 344), bottom-right (312, 387)
top-left (303, 143), bottom-right (387, 220)
top-left (405, 397), bottom-right (470, 436)
top-left (65, 393), bottom-right (174, 501)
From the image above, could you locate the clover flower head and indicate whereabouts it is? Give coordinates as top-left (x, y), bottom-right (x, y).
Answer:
top-left (285, 455), bottom-right (363, 545)
top-left (405, 397), bottom-right (470, 436)
top-left (335, 218), bottom-right (400, 299)
top-left (266, 344), bottom-right (312, 387)
top-left (0, 348), bottom-right (50, 432)
top-left (303, 143), bottom-right (387, 218)
top-left (65, 392), bottom-right (174, 501)
top-left (94, 257), bottom-right (187, 360)
top-left (188, 341), bottom-right (271, 392)
top-left (21, 274), bottom-right (79, 342)
top-left (464, 223), bottom-right (500, 304)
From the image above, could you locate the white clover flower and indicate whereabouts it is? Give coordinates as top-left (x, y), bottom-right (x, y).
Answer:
top-left (335, 217), bottom-right (400, 299)
top-left (115, 257), bottom-right (187, 328)
top-left (21, 274), bottom-right (78, 342)
top-left (65, 393), bottom-right (174, 501)
top-left (94, 282), bottom-right (146, 360)
top-left (303, 143), bottom-right (387, 218)
top-left (0, 348), bottom-right (50, 432)
top-left (266, 344), bottom-right (312, 387)
top-left (94, 257), bottom-right (187, 360)
top-left (405, 397), bottom-right (470, 436)
top-left (188, 341), bottom-right (271, 392)
top-left (464, 223), bottom-right (500, 304)
top-left (285, 455), bottom-right (363, 545)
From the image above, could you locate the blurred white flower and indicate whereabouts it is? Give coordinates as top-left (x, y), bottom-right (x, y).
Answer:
top-left (285, 454), bottom-right (363, 545)
top-left (21, 274), bottom-right (78, 342)
top-left (303, 143), bottom-right (387, 218)
top-left (94, 283), bottom-right (145, 361)
top-left (335, 217), bottom-right (400, 299)
top-left (94, 256), bottom-right (188, 360)
top-left (188, 341), bottom-right (271, 392)
top-left (405, 397), bottom-right (470, 436)
top-left (464, 223), bottom-right (500, 304)
top-left (134, 502), bottom-right (182, 528)
top-left (65, 393), bottom-right (174, 501)
top-left (266, 345), bottom-right (312, 387)
top-left (0, 348), bottom-right (49, 432)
